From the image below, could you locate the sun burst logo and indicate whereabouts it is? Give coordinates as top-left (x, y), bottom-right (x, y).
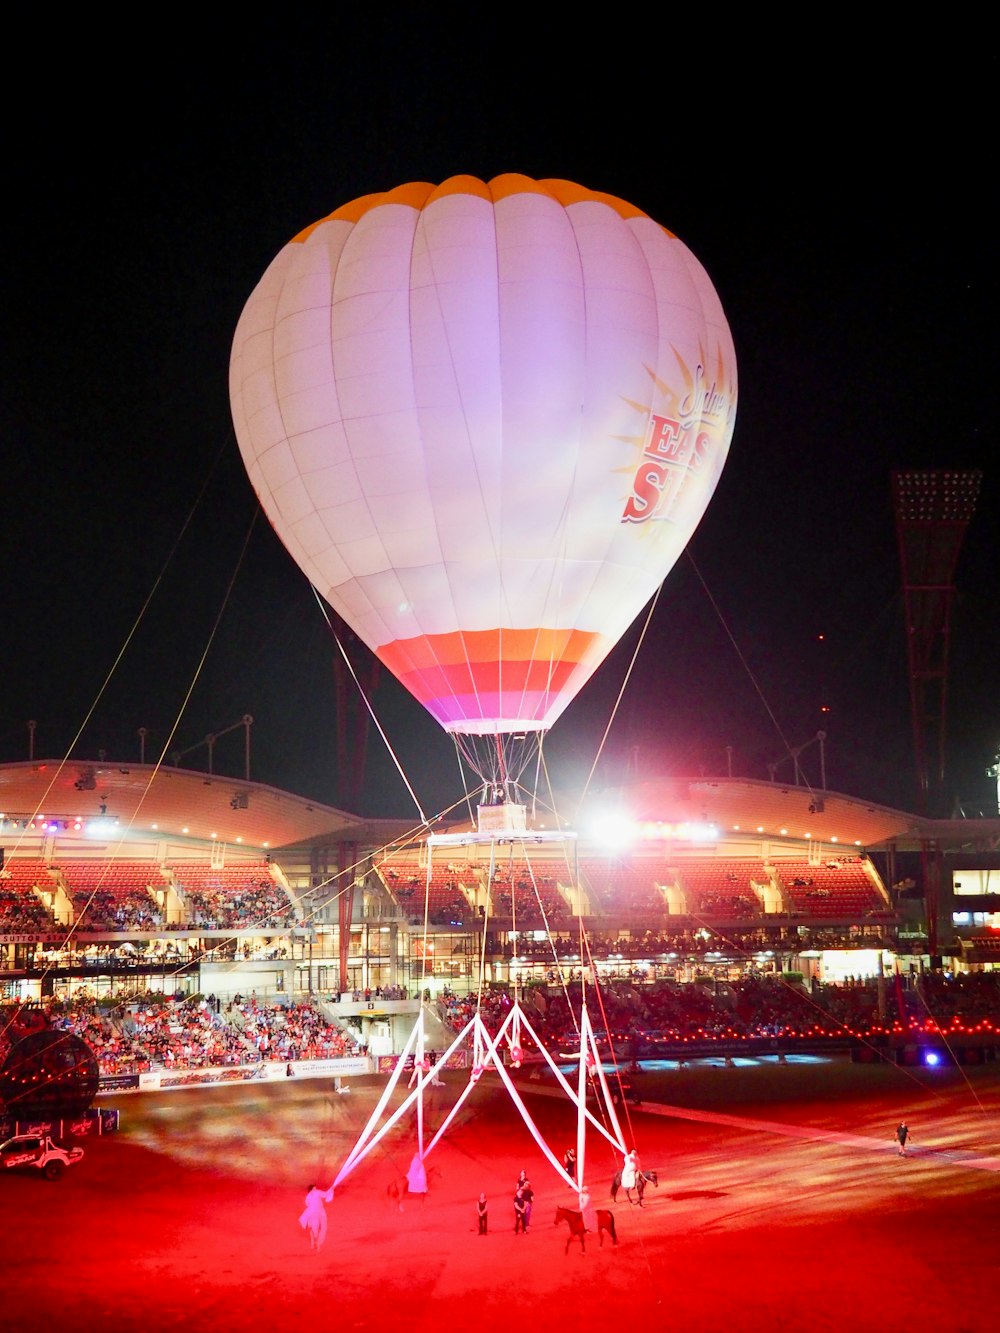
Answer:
top-left (620, 346), bottom-right (734, 524)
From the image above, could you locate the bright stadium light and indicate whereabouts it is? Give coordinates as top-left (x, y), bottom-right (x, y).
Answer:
top-left (688, 822), bottom-right (719, 842)
top-left (86, 813), bottom-right (120, 837)
top-left (588, 812), bottom-right (636, 850)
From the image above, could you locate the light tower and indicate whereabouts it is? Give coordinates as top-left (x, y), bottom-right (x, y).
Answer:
top-left (891, 469), bottom-right (981, 961)
top-left (891, 470), bottom-right (981, 815)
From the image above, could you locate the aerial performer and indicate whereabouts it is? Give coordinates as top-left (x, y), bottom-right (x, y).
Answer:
top-left (299, 1182), bottom-right (334, 1251)
top-left (230, 174), bottom-right (737, 803)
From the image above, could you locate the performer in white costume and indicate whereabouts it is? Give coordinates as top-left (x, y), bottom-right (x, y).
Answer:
top-left (299, 1183), bottom-right (335, 1251)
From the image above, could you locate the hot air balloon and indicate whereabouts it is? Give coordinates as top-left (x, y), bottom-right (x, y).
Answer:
top-left (230, 174), bottom-right (736, 793)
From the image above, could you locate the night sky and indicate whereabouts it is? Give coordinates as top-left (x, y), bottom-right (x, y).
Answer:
top-left (4, 20), bottom-right (995, 823)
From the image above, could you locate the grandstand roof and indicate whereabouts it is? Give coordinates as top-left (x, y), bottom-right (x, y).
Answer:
top-left (4, 762), bottom-right (994, 863)
top-left (575, 777), bottom-right (1000, 852)
top-left (0, 760), bottom-right (404, 852)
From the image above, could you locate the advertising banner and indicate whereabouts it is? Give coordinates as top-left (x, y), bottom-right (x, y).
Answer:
top-left (5, 1107), bottom-right (119, 1137)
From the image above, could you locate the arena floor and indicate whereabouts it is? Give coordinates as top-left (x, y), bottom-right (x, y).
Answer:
top-left (5, 1055), bottom-right (999, 1332)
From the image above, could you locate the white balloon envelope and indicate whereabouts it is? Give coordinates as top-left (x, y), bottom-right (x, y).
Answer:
top-left (230, 174), bottom-right (737, 739)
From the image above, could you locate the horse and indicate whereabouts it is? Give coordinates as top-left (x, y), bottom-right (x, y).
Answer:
top-left (610, 1168), bottom-right (659, 1206)
top-left (554, 1205), bottom-right (618, 1254)
top-left (386, 1162), bottom-right (441, 1211)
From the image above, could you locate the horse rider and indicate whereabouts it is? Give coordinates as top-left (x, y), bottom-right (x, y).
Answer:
top-left (621, 1146), bottom-right (641, 1192)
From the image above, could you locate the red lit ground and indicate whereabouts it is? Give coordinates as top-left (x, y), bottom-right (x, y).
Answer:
top-left (4, 1055), bottom-right (999, 1332)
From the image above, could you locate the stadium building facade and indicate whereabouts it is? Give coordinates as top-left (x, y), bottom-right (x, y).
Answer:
top-left (3, 763), bottom-right (999, 1049)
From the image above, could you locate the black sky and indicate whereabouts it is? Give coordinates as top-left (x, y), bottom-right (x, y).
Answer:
top-left (3, 20), bottom-right (996, 822)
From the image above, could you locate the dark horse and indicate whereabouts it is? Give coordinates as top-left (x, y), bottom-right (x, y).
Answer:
top-left (610, 1168), bottom-right (658, 1206)
top-left (554, 1205), bottom-right (618, 1254)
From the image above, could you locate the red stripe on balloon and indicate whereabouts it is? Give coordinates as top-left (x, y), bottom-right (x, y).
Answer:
top-left (376, 627), bottom-right (608, 726)
top-left (379, 627), bottom-right (604, 675)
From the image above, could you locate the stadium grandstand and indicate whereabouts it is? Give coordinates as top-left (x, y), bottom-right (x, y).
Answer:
top-left (3, 755), bottom-right (1000, 1095)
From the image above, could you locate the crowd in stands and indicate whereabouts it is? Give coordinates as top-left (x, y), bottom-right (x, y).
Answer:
top-left (49, 1000), bottom-right (156, 1075)
top-left (0, 859), bottom-right (302, 937)
top-left (695, 893), bottom-right (758, 917)
top-left (438, 971), bottom-right (1000, 1053)
top-left (490, 925), bottom-right (892, 962)
top-left (39, 992), bottom-right (358, 1076)
top-left (338, 985), bottom-right (409, 1001)
top-left (439, 987), bottom-right (517, 1035)
top-left (126, 998), bottom-right (252, 1068)
top-left (233, 997), bottom-right (360, 1060)
top-left (183, 877), bottom-right (299, 930)
top-left (917, 971), bottom-right (1000, 1026)
top-left (69, 888), bottom-right (163, 932)
top-left (6, 969), bottom-right (1000, 1088)
top-left (0, 886), bottom-right (54, 929)
top-left (33, 941), bottom-right (192, 969)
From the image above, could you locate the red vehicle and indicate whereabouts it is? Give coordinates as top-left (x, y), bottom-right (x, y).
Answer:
top-left (0, 1134), bottom-right (84, 1180)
